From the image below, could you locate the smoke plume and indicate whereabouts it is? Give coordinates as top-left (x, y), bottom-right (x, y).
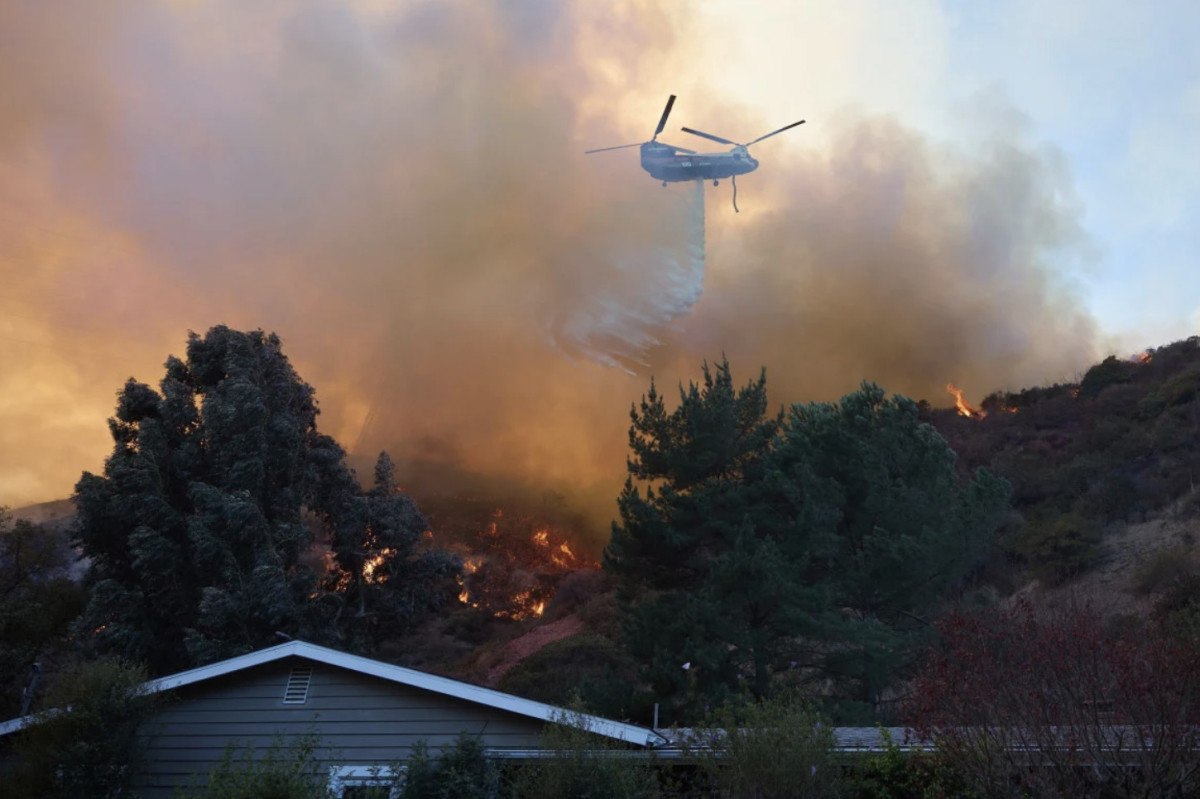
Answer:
top-left (0, 1), bottom-right (1099, 543)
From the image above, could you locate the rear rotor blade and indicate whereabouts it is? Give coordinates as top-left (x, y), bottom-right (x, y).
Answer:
top-left (653, 95), bottom-right (677, 139)
top-left (746, 120), bottom-right (805, 147)
top-left (585, 142), bottom-right (645, 154)
top-left (681, 127), bottom-right (737, 146)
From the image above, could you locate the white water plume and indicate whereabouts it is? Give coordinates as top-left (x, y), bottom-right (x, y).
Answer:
top-left (555, 180), bottom-right (707, 372)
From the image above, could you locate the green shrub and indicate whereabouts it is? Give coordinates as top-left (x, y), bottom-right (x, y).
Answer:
top-left (1133, 546), bottom-right (1197, 595)
top-left (1079, 356), bottom-right (1136, 398)
top-left (177, 734), bottom-right (334, 799)
top-left (1015, 512), bottom-right (1103, 585)
top-left (842, 729), bottom-right (972, 799)
top-left (401, 735), bottom-right (495, 799)
top-left (9, 657), bottom-right (156, 799)
top-left (691, 691), bottom-right (836, 799)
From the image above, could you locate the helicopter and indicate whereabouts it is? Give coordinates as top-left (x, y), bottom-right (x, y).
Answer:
top-left (585, 95), bottom-right (805, 211)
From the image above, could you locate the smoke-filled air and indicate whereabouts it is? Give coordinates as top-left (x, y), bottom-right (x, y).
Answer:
top-left (0, 1), bottom-right (1102, 541)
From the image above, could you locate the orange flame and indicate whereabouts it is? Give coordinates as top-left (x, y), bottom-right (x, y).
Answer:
top-left (946, 383), bottom-right (986, 419)
top-left (363, 547), bottom-right (396, 584)
top-left (532, 529), bottom-right (549, 547)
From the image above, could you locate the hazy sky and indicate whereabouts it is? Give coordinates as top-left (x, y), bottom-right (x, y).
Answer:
top-left (1, 1), bottom-right (1197, 527)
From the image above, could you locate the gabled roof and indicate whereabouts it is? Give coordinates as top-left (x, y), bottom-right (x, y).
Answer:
top-left (0, 640), bottom-right (667, 747)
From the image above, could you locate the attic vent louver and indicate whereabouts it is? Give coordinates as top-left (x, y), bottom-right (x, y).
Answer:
top-left (283, 666), bottom-right (313, 704)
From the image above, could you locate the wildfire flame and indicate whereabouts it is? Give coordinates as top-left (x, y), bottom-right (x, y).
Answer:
top-left (362, 547), bottom-right (396, 584)
top-left (946, 383), bottom-right (987, 419)
top-left (431, 504), bottom-right (600, 621)
top-left (504, 590), bottom-right (546, 620)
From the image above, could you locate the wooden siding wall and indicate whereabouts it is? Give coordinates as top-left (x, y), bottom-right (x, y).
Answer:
top-left (135, 657), bottom-right (546, 798)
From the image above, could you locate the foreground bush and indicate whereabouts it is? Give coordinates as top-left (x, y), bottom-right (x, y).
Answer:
top-left (910, 600), bottom-right (1200, 798)
top-left (8, 657), bottom-right (155, 799)
top-left (177, 735), bottom-right (334, 799)
top-left (507, 705), bottom-right (659, 799)
top-left (689, 691), bottom-right (835, 799)
top-left (401, 734), bottom-right (496, 799)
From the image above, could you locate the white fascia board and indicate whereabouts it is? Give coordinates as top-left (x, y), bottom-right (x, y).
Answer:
top-left (138, 641), bottom-right (668, 747)
top-left (0, 715), bottom-right (31, 736)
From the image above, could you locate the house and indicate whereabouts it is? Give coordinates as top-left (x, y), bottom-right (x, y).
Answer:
top-left (0, 640), bottom-right (668, 797)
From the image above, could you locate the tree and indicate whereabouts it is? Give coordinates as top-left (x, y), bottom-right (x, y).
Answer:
top-left (73, 326), bottom-right (453, 672)
top-left (0, 508), bottom-right (85, 717)
top-left (909, 600), bottom-right (1200, 798)
top-left (321, 451), bottom-right (458, 651)
top-left (606, 363), bottom-right (1008, 718)
top-left (768, 385), bottom-right (1010, 711)
top-left (605, 359), bottom-right (789, 713)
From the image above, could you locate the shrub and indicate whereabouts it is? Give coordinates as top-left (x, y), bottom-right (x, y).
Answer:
top-left (507, 703), bottom-right (659, 799)
top-left (1015, 511), bottom-right (1103, 585)
top-left (1133, 546), bottom-right (1197, 595)
top-left (842, 729), bottom-right (972, 799)
top-left (9, 657), bottom-right (156, 799)
top-left (401, 735), bottom-right (495, 799)
top-left (176, 734), bottom-right (335, 799)
top-left (909, 600), bottom-right (1200, 798)
top-left (690, 691), bottom-right (836, 799)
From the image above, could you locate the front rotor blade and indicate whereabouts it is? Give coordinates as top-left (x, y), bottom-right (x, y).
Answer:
top-left (681, 127), bottom-right (737, 146)
top-left (653, 95), bottom-right (677, 139)
top-left (585, 142), bottom-right (644, 154)
top-left (746, 120), bottom-right (805, 147)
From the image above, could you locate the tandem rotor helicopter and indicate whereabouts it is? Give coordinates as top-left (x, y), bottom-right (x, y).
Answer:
top-left (585, 95), bottom-right (804, 211)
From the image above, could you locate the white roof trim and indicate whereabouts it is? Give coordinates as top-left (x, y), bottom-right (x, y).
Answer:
top-left (0, 640), bottom-right (667, 747)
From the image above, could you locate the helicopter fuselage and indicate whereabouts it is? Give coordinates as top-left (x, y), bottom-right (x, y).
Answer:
top-left (639, 142), bottom-right (758, 183)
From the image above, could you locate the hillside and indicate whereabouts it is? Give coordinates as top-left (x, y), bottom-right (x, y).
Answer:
top-left (927, 335), bottom-right (1200, 587)
top-left (8, 336), bottom-right (1200, 718)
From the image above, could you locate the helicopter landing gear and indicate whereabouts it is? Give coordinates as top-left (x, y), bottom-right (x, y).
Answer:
top-left (713, 179), bottom-right (719, 187)
top-left (662, 181), bottom-right (668, 187)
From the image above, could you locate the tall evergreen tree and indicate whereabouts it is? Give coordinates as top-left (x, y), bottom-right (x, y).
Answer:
top-left (605, 359), bottom-right (790, 708)
top-left (73, 326), bottom-right (453, 672)
top-left (606, 363), bottom-right (1009, 719)
top-left (322, 452), bottom-right (458, 650)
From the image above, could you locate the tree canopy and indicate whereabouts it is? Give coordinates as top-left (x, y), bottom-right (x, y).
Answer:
top-left (606, 360), bottom-right (1009, 718)
top-left (73, 326), bottom-right (455, 673)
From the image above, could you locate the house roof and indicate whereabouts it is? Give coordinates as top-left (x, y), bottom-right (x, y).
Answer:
top-left (0, 640), bottom-right (669, 747)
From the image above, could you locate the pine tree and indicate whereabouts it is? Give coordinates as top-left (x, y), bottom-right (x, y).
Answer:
top-left (605, 359), bottom-right (794, 709)
top-left (606, 364), bottom-right (1009, 718)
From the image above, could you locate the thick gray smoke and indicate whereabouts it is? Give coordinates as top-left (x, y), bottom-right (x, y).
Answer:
top-left (1, 1), bottom-right (1100, 541)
